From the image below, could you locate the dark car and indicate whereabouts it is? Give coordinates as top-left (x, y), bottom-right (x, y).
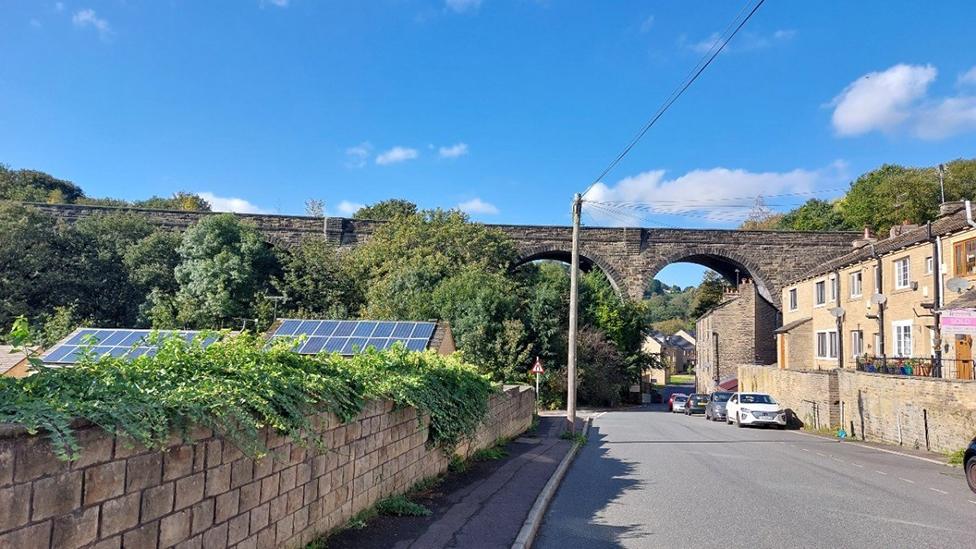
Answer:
top-left (966, 437), bottom-right (976, 493)
top-left (684, 393), bottom-right (709, 415)
top-left (704, 391), bottom-right (733, 422)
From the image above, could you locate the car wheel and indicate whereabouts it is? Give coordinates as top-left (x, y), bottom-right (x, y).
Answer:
top-left (705, 412), bottom-right (710, 421)
top-left (736, 416), bottom-right (744, 428)
top-left (966, 456), bottom-right (976, 493)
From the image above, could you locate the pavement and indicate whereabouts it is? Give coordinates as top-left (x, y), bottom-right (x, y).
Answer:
top-left (534, 389), bottom-right (976, 549)
top-left (324, 415), bottom-right (577, 549)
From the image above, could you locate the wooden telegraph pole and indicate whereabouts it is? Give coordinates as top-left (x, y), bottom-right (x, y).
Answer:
top-left (566, 193), bottom-right (582, 433)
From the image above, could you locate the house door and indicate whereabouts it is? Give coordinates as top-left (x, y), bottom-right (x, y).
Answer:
top-left (954, 335), bottom-right (974, 380)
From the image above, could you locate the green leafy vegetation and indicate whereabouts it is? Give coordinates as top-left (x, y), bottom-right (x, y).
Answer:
top-left (0, 330), bottom-right (493, 460)
top-left (559, 431), bottom-right (588, 445)
top-left (946, 448), bottom-right (965, 466)
top-left (375, 494), bottom-right (432, 517)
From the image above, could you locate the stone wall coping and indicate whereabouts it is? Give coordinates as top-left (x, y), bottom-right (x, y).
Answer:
top-left (837, 368), bottom-right (976, 385)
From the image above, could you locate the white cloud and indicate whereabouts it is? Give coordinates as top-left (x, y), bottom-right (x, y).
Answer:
top-left (376, 146), bottom-right (419, 165)
top-left (458, 198), bottom-right (499, 215)
top-left (831, 64), bottom-right (936, 136)
top-left (445, 0), bottom-right (481, 13)
top-left (197, 192), bottom-right (268, 214)
top-left (334, 200), bottom-right (364, 216)
top-left (830, 63), bottom-right (976, 140)
top-left (345, 142), bottom-right (372, 168)
top-left (684, 29), bottom-right (794, 54)
top-left (72, 9), bottom-right (112, 39)
top-left (438, 143), bottom-right (469, 159)
top-left (639, 15), bottom-right (655, 33)
top-left (581, 162), bottom-right (847, 226)
top-left (959, 66), bottom-right (976, 86)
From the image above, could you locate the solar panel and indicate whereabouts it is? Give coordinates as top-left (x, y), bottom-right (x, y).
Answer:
top-left (41, 329), bottom-right (217, 365)
top-left (270, 319), bottom-right (438, 356)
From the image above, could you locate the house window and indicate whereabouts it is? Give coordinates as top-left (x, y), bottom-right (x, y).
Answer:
top-left (851, 330), bottom-right (863, 358)
top-left (874, 333), bottom-right (882, 355)
top-left (788, 288), bottom-right (798, 311)
top-left (814, 280), bottom-right (826, 306)
top-left (894, 257), bottom-right (910, 290)
top-left (829, 276), bottom-right (838, 302)
top-left (954, 238), bottom-right (976, 276)
top-left (816, 331), bottom-right (838, 359)
top-left (925, 256), bottom-right (933, 275)
top-left (850, 271), bottom-right (862, 297)
top-left (893, 321), bottom-right (912, 357)
top-left (873, 265), bottom-right (880, 292)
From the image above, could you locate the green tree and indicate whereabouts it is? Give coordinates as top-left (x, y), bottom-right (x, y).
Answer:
top-left (777, 199), bottom-right (852, 231)
top-left (275, 238), bottom-right (361, 318)
top-left (0, 165), bottom-right (85, 203)
top-left (353, 199), bottom-right (418, 220)
top-left (134, 192), bottom-right (212, 211)
top-left (690, 270), bottom-right (730, 318)
top-left (168, 214), bottom-right (280, 328)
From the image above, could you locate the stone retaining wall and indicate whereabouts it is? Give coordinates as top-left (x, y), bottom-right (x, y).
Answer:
top-left (837, 371), bottom-right (976, 453)
top-left (0, 385), bottom-right (535, 549)
top-left (737, 365), bottom-right (839, 429)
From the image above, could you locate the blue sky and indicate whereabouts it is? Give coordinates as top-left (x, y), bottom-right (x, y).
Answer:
top-left (2, 1), bottom-right (976, 287)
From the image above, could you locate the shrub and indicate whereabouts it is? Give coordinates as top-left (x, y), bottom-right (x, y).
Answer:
top-left (0, 333), bottom-right (494, 460)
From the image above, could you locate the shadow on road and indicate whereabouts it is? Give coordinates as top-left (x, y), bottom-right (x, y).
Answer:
top-left (539, 424), bottom-right (649, 548)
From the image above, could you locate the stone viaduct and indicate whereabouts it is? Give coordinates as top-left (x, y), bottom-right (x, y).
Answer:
top-left (30, 203), bottom-right (858, 308)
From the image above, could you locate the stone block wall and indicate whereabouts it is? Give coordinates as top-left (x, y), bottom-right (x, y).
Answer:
top-left (837, 371), bottom-right (976, 453)
top-left (737, 365), bottom-right (839, 429)
top-left (0, 385), bottom-right (535, 549)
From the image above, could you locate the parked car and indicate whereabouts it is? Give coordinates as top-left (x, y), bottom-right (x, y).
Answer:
top-left (684, 393), bottom-right (709, 415)
top-left (668, 392), bottom-right (687, 412)
top-left (965, 437), bottom-right (976, 493)
top-left (725, 392), bottom-right (786, 428)
top-left (671, 395), bottom-right (688, 413)
top-left (704, 391), bottom-right (733, 422)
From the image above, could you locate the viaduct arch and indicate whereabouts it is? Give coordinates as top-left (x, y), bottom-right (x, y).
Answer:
top-left (30, 203), bottom-right (858, 309)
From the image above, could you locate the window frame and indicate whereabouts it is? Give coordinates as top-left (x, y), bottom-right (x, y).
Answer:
top-left (954, 238), bottom-right (976, 277)
top-left (892, 320), bottom-right (913, 358)
top-left (829, 276), bottom-right (838, 302)
top-left (816, 330), bottom-right (838, 359)
top-left (851, 330), bottom-right (863, 358)
top-left (925, 256), bottom-right (933, 275)
top-left (788, 288), bottom-right (798, 311)
top-left (894, 257), bottom-right (911, 290)
top-left (849, 271), bottom-right (863, 298)
top-left (814, 280), bottom-right (826, 306)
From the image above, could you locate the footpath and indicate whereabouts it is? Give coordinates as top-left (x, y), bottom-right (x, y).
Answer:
top-left (324, 415), bottom-right (582, 549)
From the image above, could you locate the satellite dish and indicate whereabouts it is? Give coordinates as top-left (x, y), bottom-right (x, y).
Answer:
top-left (829, 307), bottom-right (846, 318)
top-left (946, 277), bottom-right (973, 293)
top-left (870, 293), bottom-right (887, 305)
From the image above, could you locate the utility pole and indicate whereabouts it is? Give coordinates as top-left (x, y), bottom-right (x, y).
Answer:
top-left (566, 193), bottom-right (583, 433)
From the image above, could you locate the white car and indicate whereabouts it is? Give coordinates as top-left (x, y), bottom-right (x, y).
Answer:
top-left (672, 395), bottom-right (688, 413)
top-left (725, 392), bottom-right (786, 428)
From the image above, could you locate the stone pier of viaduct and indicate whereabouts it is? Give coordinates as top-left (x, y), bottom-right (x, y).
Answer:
top-left (29, 203), bottom-right (859, 307)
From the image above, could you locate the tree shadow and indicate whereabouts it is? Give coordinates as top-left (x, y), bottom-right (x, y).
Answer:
top-left (535, 425), bottom-right (649, 548)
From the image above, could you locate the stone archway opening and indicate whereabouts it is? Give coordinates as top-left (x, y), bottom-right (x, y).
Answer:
top-left (646, 252), bottom-right (775, 305)
top-left (513, 248), bottom-right (625, 297)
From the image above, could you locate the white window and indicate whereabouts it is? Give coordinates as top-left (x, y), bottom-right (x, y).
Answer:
top-left (873, 265), bottom-right (880, 292)
top-left (893, 321), bottom-right (913, 357)
top-left (874, 333), bottom-right (882, 355)
top-left (814, 280), bottom-right (826, 306)
top-left (925, 256), bottom-right (933, 274)
top-left (894, 257), bottom-right (911, 290)
top-left (851, 330), bottom-right (863, 357)
top-left (788, 288), bottom-right (797, 311)
top-left (829, 276), bottom-right (838, 302)
top-left (816, 330), bottom-right (838, 359)
top-left (850, 271), bottom-right (862, 297)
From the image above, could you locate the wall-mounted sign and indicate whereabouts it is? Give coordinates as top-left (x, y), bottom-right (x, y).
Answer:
top-left (941, 309), bottom-right (976, 335)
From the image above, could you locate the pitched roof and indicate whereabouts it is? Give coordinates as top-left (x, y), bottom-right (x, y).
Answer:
top-left (774, 317), bottom-right (812, 334)
top-left (942, 287), bottom-right (976, 310)
top-left (790, 203), bottom-right (972, 284)
top-left (0, 346), bottom-right (27, 375)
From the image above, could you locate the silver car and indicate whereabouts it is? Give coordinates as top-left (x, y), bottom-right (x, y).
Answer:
top-left (672, 395), bottom-right (688, 413)
top-left (705, 391), bottom-right (733, 422)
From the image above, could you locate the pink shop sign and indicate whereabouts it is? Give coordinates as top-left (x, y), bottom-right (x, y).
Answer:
top-left (941, 310), bottom-right (976, 334)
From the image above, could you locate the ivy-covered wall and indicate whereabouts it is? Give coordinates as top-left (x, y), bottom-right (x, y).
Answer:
top-left (0, 386), bottom-right (534, 549)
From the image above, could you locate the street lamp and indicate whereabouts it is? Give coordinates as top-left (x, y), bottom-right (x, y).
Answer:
top-left (734, 268), bottom-right (740, 287)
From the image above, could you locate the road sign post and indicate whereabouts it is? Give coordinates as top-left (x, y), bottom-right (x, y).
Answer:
top-left (530, 357), bottom-right (544, 406)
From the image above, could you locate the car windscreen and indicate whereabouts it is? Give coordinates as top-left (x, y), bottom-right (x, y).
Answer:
top-left (690, 396), bottom-right (707, 403)
top-left (739, 394), bottom-right (776, 404)
top-left (674, 396), bottom-right (688, 402)
top-left (710, 392), bottom-right (732, 402)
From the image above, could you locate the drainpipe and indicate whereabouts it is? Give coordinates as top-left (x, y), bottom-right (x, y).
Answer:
top-left (834, 269), bottom-right (844, 369)
top-left (871, 243), bottom-right (886, 367)
top-left (931, 223), bottom-right (943, 378)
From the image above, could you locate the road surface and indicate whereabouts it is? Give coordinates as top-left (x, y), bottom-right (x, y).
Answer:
top-left (535, 400), bottom-right (975, 548)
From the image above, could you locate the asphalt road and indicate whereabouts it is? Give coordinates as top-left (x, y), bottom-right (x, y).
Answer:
top-left (535, 398), bottom-right (975, 548)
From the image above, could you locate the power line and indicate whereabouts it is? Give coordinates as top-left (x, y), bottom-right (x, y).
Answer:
top-left (581, 0), bottom-right (766, 197)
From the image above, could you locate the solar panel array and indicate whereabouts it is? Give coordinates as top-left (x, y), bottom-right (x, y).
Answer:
top-left (41, 329), bottom-right (216, 365)
top-left (269, 319), bottom-right (436, 356)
